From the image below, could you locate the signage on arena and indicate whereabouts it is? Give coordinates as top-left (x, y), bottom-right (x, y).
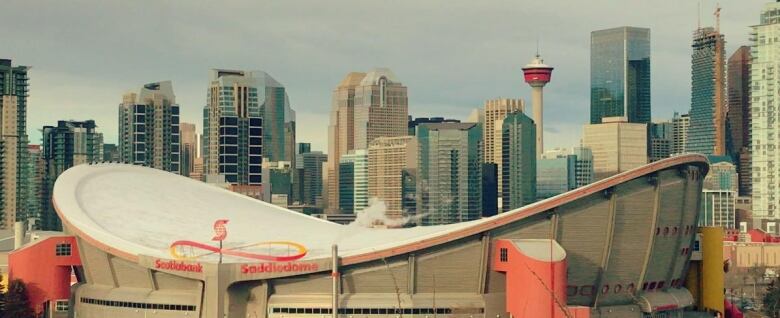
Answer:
top-left (154, 259), bottom-right (203, 273)
top-left (240, 262), bottom-right (319, 274)
top-left (168, 219), bottom-right (308, 262)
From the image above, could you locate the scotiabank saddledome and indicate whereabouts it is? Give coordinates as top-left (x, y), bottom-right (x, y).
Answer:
top-left (54, 155), bottom-right (709, 318)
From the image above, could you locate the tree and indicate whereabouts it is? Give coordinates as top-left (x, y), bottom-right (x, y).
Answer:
top-left (764, 278), bottom-right (780, 318)
top-left (3, 279), bottom-right (34, 318)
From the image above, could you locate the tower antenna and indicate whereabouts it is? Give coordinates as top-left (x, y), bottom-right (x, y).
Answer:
top-left (536, 36), bottom-right (540, 58)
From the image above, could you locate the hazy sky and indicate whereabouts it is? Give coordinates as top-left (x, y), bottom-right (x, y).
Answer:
top-left (1, 0), bottom-right (768, 152)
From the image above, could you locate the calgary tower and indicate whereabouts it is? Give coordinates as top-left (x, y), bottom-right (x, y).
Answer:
top-left (522, 53), bottom-right (553, 158)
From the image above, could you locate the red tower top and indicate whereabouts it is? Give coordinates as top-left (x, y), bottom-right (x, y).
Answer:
top-left (522, 54), bottom-right (554, 85)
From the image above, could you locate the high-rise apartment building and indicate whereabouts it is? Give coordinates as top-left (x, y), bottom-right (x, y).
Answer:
top-left (327, 69), bottom-right (408, 213)
top-left (338, 150), bottom-right (368, 214)
top-left (417, 123), bottom-right (481, 225)
top-left (688, 27), bottom-right (726, 155)
top-left (41, 120), bottom-right (103, 230)
top-left (368, 136), bottom-right (417, 219)
top-left (582, 117), bottom-right (648, 180)
top-left (751, 2), bottom-right (780, 223)
top-left (19, 144), bottom-right (43, 228)
top-left (119, 81), bottom-right (180, 173)
top-left (203, 70), bottom-right (268, 190)
top-left (0, 59), bottom-right (29, 229)
top-left (727, 46), bottom-right (752, 196)
top-left (671, 112), bottom-right (690, 155)
top-left (501, 112), bottom-right (536, 211)
top-left (649, 121), bottom-right (673, 162)
top-left (590, 27), bottom-right (651, 124)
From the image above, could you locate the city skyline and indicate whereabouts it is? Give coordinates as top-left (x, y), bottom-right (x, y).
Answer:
top-left (1, 1), bottom-right (764, 152)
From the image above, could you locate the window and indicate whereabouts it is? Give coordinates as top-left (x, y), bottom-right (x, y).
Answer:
top-left (55, 243), bottom-right (72, 256)
top-left (80, 297), bottom-right (195, 311)
top-left (55, 300), bottom-right (69, 312)
top-left (500, 248), bottom-right (508, 262)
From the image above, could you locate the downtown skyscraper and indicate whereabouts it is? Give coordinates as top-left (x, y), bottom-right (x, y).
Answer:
top-left (119, 81), bottom-right (180, 173)
top-left (327, 68), bottom-right (408, 213)
top-left (752, 2), bottom-right (780, 223)
top-left (590, 27), bottom-right (651, 124)
top-left (687, 26), bottom-right (726, 155)
top-left (41, 120), bottom-right (103, 230)
top-left (417, 123), bottom-right (482, 225)
top-left (203, 70), bottom-right (271, 192)
top-left (500, 112), bottom-right (536, 211)
top-left (727, 46), bottom-right (752, 196)
top-left (0, 59), bottom-right (29, 229)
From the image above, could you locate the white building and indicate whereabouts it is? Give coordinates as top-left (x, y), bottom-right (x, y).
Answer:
top-left (751, 2), bottom-right (780, 224)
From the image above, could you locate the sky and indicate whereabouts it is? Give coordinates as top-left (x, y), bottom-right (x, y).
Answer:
top-left (1, 0), bottom-right (768, 152)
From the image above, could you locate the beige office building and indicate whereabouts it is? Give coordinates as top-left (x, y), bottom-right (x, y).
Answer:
top-left (180, 122), bottom-right (197, 177)
top-left (327, 68), bottom-right (408, 213)
top-left (474, 98), bottom-right (524, 201)
top-left (582, 117), bottom-right (648, 180)
top-left (368, 136), bottom-right (417, 219)
top-left (482, 98), bottom-right (524, 163)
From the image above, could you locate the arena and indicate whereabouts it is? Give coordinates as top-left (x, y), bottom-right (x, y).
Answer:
top-left (50, 154), bottom-right (713, 318)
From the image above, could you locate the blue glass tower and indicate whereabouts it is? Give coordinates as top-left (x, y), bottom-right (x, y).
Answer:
top-left (590, 27), bottom-right (651, 124)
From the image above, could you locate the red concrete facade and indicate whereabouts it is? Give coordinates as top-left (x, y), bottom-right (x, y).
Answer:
top-left (8, 236), bottom-right (81, 315)
top-left (492, 239), bottom-right (589, 318)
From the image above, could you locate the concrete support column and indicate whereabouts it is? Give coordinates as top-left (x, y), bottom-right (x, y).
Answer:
top-left (531, 85), bottom-right (544, 159)
top-left (203, 264), bottom-right (229, 318)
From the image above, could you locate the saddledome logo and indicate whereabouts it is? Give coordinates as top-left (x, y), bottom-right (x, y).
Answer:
top-left (168, 219), bottom-right (308, 262)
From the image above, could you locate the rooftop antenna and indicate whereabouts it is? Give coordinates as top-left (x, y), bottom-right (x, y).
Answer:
top-left (536, 36), bottom-right (540, 58)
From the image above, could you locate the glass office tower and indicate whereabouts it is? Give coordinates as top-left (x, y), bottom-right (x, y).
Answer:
top-left (687, 27), bottom-right (726, 155)
top-left (590, 27), bottom-right (651, 124)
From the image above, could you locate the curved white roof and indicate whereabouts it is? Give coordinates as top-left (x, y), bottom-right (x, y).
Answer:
top-left (360, 68), bottom-right (400, 86)
top-left (53, 164), bottom-right (476, 264)
top-left (54, 155), bottom-right (709, 265)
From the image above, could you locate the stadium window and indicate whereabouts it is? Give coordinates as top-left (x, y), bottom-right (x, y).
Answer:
top-left (55, 300), bottom-right (69, 312)
top-left (500, 248), bottom-right (508, 262)
top-left (55, 243), bottom-right (72, 256)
